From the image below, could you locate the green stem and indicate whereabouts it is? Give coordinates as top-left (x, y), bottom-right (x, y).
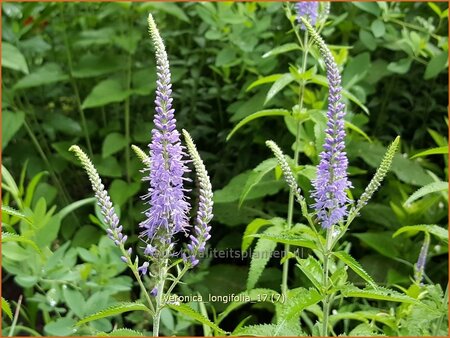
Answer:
top-left (281, 24), bottom-right (310, 298)
top-left (8, 295), bottom-right (23, 337)
top-left (165, 265), bottom-right (189, 296)
top-left (322, 226), bottom-right (333, 337)
top-left (60, 5), bottom-right (93, 157)
top-left (124, 50), bottom-right (133, 184)
top-left (433, 282), bottom-right (448, 335)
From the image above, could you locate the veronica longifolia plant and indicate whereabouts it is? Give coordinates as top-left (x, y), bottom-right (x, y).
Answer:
top-left (70, 14), bottom-right (214, 337)
top-left (263, 12), bottom-right (401, 337)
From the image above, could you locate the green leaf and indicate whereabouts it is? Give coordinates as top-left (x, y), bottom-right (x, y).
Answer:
top-left (82, 78), bottom-right (130, 109)
top-left (353, 2), bottom-right (380, 15)
top-left (232, 323), bottom-right (300, 336)
top-left (110, 179), bottom-right (141, 207)
top-left (345, 120), bottom-right (371, 142)
top-left (428, 2), bottom-right (442, 16)
top-left (45, 317), bottom-right (76, 336)
top-left (392, 224), bottom-right (448, 243)
top-left (265, 73), bottom-right (294, 104)
top-left (247, 226), bottom-right (280, 289)
top-left (239, 158), bottom-right (278, 206)
top-left (333, 251), bottom-right (376, 287)
top-left (353, 232), bottom-right (399, 259)
top-left (2, 110), bottom-right (25, 149)
top-left (246, 74), bottom-right (283, 92)
top-left (410, 146), bottom-right (448, 159)
top-left (341, 285), bottom-right (418, 304)
top-left (2, 232), bottom-right (41, 253)
top-left (14, 63), bottom-right (68, 89)
top-left (76, 302), bottom-right (151, 326)
top-left (281, 288), bottom-right (323, 320)
top-left (424, 52), bottom-right (448, 79)
top-left (371, 20), bottom-right (385, 38)
top-left (218, 288), bottom-right (280, 324)
top-left (97, 329), bottom-right (144, 336)
top-left (1, 205), bottom-right (32, 225)
top-left (262, 43), bottom-right (301, 58)
top-left (296, 257), bottom-right (323, 291)
top-left (1, 297), bottom-right (13, 320)
top-left (242, 218), bottom-right (272, 252)
top-left (168, 303), bottom-right (226, 335)
top-left (215, 47), bottom-right (237, 67)
top-left (250, 233), bottom-right (318, 250)
top-left (57, 197), bottom-right (96, 221)
top-left (102, 133), bottom-right (127, 158)
top-left (72, 54), bottom-right (125, 78)
top-left (139, 2), bottom-right (190, 22)
top-left (63, 286), bottom-right (85, 318)
top-left (404, 181), bottom-right (448, 205)
top-left (227, 109), bottom-right (290, 140)
top-left (2, 42), bottom-right (29, 74)
top-left (387, 58), bottom-right (412, 74)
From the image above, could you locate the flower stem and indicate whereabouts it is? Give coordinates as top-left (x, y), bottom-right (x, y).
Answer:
top-left (281, 24), bottom-right (310, 298)
top-left (322, 225), bottom-right (333, 337)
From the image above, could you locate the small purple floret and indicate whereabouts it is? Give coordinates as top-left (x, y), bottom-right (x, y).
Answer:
top-left (295, 2), bottom-right (319, 29)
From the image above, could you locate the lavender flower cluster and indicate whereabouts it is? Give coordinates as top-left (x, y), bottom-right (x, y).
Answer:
top-left (298, 19), bottom-right (353, 229)
top-left (295, 1), bottom-right (319, 29)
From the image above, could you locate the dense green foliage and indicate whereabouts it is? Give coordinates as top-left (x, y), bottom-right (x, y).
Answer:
top-left (2, 1), bottom-right (448, 336)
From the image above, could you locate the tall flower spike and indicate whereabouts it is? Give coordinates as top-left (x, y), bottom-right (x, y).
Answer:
top-left (354, 137), bottom-right (400, 214)
top-left (140, 14), bottom-right (190, 243)
top-left (69, 146), bottom-right (129, 254)
top-left (302, 18), bottom-right (352, 229)
top-left (295, 2), bottom-right (319, 29)
top-left (182, 130), bottom-right (213, 267)
top-left (414, 234), bottom-right (430, 284)
top-left (266, 140), bottom-right (302, 204)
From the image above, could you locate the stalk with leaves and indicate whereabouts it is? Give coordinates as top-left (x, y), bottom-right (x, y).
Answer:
top-left (70, 14), bottom-right (220, 337)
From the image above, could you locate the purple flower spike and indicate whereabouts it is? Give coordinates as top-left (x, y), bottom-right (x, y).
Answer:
top-left (140, 15), bottom-right (191, 244)
top-left (295, 2), bottom-right (319, 29)
top-left (301, 20), bottom-right (352, 229)
top-left (414, 235), bottom-right (430, 284)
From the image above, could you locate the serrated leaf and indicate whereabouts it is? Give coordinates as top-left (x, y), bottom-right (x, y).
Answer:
top-left (410, 146), bottom-right (448, 159)
top-left (247, 227), bottom-right (280, 289)
top-left (281, 288), bottom-right (323, 321)
top-left (333, 251), bottom-right (376, 287)
top-left (76, 302), bottom-right (151, 326)
top-left (341, 285), bottom-right (418, 304)
top-left (97, 328), bottom-right (144, 336)
top-left (404, 181), bottom-right (448, 205)
top-left (218, 288), bottom-right (279, 324)
top-left (262, 43), bottom-right (301, 58)
top-left (246, 74), bottom-right (283, 92)
top-left (1, 205), bottom-right (32, 224)
top-left (392, 224), bottom-right (448, 243)
top-left (1, 297), bottom-right (13, 320)
top-left (2, 232), bottom-right (41, 253)
top-left (239, 158), bottom-right (278, 207)
top-left (265, 73), bottom-right (294, 104)
top-left (250, 233), bottom-right (318, 250)
top-left (296, 257), bottom-right (323, 290)
top-left (242, 218), bottom-right (272, 252)
top-left (227, 109), bottom-right (290, 140)
top-left (168, 303), bottom-right (226, 335)
top-left (232, 323), bottom-right (300, 336)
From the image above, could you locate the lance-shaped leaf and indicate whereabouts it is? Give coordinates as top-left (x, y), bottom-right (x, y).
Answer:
top-left (333, 251), bottom-right (376, 288)
top-left (76, 302), bottom-right (151, 326)
top-left (168, 303), bottom-right (226, 335)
